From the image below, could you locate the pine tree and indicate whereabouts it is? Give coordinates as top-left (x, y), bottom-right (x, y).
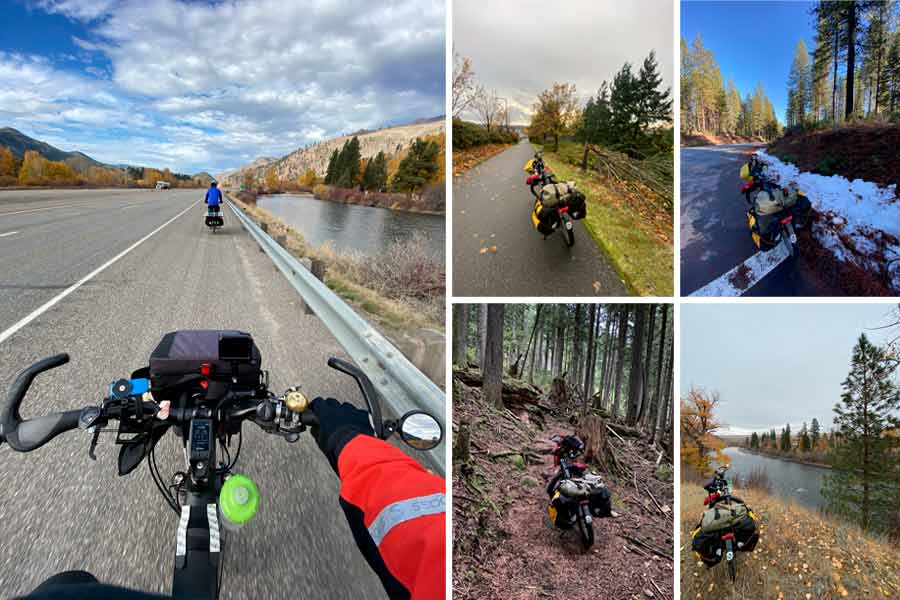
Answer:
top-left (324, 149), bottom-right (339, 185)
top-left (811, 418), bottom-right (821, 448)
top-left (391, 138), bottom-right (440, 192)
top-left (823, 334), bottom-right (900, 532)
top-left (786, 39), bottom-right (811, 127)
top-left (781, 423), bottom-right (792, 452)
top-left (800, 422), bottom-right (811, 452)
top-left (750, 431), bottom-right (760, 450)
top-left (361, 150), bottom-right (388, 192)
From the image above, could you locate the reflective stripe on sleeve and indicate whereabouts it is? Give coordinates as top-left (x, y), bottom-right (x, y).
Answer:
top-left (367, 493), bottom-right (445, 547)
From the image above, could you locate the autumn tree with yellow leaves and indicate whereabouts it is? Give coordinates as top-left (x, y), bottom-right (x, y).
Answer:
top-left (680, 387), bottom-right (725, 476)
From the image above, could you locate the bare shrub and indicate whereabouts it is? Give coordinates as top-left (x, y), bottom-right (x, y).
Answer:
top-left (359, 232), bottom-right (445, 301)
top-left (736, 467), bottom-right (773, 493)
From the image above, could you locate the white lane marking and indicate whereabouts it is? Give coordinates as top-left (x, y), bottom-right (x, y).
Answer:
top-left (690, 243), bottom-right (790, 297)
top-left (0, 231), bottom-right (18, 238)
top-left (0, 200), bottom-right (198, 345)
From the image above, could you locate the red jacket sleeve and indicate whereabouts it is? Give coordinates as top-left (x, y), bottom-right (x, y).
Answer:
top-left (336, 434), bottom-right (445, 600)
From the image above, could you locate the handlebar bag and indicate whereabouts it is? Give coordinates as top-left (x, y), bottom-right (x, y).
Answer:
top-left (149, 330), bottom-right (262, 394)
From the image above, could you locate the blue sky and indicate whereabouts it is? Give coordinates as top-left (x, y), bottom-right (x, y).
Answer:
top-left (682, 304), bottom-right (900, 436)
top-left (682, 0), bottom-right (818, 123)
top-left (0, 0), bottom-right (445, 174)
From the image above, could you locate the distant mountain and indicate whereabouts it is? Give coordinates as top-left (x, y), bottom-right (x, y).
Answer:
top-left (216, 118), bottom-right (445, 188)
top-left (0, 127), bottom-right (107, 172)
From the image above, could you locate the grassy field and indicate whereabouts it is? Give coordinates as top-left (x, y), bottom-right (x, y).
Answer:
top-left (538, 145), bottom-right (673, 296)
top-left (681, 483), bottom-right (899, 599)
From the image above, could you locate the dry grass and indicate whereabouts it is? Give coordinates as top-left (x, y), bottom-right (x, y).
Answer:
top-left (681, 483), bottom-right (900, 599)
top-left (229, 195), bottom-right (444, 331)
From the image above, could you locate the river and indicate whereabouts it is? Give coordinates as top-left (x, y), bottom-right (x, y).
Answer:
top-left (257, 194), bottom-right (445, 258)
top-left (719, 447), bottom-right (829, 511)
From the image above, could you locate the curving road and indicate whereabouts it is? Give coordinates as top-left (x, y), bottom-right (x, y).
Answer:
top-left (680, 145), bottom-right (844, 296)
top-left (452, 140), bottom-right (628, 296)
top-left (0, 189), bottom-right (390, 598)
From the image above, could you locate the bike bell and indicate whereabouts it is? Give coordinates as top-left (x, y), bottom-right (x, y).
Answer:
top-left (218, 474), bottom-right (260, 531)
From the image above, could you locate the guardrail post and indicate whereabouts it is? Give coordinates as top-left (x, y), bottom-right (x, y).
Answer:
top-left (261, 222), bottom-right (268, 234)
top-left (311, 259), bottom-right (326, 282)
top-left (276, 234), bottom-right (287, 248)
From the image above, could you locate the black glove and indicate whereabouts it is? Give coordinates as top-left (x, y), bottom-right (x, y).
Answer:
top-left (310, 397), bottom-right (374, 470)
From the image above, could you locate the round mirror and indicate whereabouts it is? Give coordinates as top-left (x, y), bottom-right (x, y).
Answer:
top-left (399, 411), bottom-right (443, 450)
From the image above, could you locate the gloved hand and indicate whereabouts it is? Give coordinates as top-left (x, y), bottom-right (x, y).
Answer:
top-left (310, 397), bottom-right (374, 470)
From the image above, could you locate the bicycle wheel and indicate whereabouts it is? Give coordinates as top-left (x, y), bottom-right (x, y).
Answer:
top-left (725, 538), bottom-right (736, 582)
top-left (576, 515), bottom-right (594, 550)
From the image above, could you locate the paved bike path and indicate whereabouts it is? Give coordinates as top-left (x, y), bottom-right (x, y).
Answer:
top-left (452, 140), bottom-right (628, 296)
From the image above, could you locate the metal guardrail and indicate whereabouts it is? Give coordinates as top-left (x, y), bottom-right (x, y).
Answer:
top-left (227, 200), bottom-right (446, 475)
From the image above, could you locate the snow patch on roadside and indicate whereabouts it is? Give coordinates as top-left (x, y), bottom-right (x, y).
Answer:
top-left (757, 151), bottom-right (900, 289)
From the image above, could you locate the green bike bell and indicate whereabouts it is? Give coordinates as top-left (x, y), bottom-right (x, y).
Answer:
top-left (219, 474), bottom-right (260, 530)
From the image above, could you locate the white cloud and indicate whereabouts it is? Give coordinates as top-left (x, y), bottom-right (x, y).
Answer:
top-left (6, 0), bottom-right (444, 172)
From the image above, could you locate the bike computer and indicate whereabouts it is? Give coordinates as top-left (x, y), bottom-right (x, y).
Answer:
top-left (189, 419), bottom-right (212, 461)
top-left (219, 333), bottom-right (253, 362)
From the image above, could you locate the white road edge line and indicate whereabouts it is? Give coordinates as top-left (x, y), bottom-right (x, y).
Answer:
top-left (0, 200), bottom-right (199, 346)
top-left (689, 242), bottom-right (790, 297)
top-left (0, 231), bottom-right (19, 238)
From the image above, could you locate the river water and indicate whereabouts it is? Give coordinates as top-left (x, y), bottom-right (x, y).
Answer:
top-left (719, 447), bottom-right (829, 511)
top-left (257, 194), bottom-right (445, 258)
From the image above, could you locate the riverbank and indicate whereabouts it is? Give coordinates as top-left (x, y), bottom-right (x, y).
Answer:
top-left (680, 482), bottom-right (899, 599)
top-left (730, 446), bottom-right (831, 470)
top-left (237, 187), bottom-right (444, 215)
top-left (226, 193), bottom-right (444, 384)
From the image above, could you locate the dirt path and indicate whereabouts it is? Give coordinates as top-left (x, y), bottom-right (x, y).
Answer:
top-left (453, 378), bottom-right (674, 600)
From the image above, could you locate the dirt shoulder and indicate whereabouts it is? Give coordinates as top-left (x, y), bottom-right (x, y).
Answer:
top-left (681, 482), bottom-right (900, 599)
top-left (453, 369), bottom-right (674, 600)
top-left (767, 124), bottom-right (900, 190)
top-left (682, 133), bottom-right (767, 147)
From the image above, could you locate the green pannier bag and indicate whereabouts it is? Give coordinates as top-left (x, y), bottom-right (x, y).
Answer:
top-left (699, 501), bottom-right (749, 532)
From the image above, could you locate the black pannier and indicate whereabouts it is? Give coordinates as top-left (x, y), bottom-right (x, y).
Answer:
top-left (548, 492), bottom-right (576, 529)
top-left (149, 330), bottom-right (262, 395)
top-left (532, 200), bottom-right (557, 235)
top-left (691, 529), bottom-right (723, 567)
top-left (567, 190), bottom-right (587, 220)
top-left (733, 514), bottom-right (759, 552)
top-left (588, 485), bottom-right (612, 518)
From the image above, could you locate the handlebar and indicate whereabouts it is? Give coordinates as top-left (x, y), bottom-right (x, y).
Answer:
top-left (0, 354), bottom-right (83, 452)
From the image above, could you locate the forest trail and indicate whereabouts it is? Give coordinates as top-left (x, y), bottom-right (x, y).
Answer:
top-left (453, 369), bottom-right (674, 600)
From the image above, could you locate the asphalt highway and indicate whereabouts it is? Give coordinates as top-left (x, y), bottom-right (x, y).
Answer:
top-left (0, 189), bottom-right (390, 599)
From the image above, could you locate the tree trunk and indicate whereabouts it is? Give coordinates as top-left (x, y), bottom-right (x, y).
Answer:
top-left (650, 305), bottom-right (669, 444)
top-left (655, 339), bottom-right (674, 448)
top-left (455, 419), bottom-right (471, 464)
top-left (452, 304), bottom-right (469, 366)
top-left (595, 306), bottom-right (613, 409)
top-left (478, 304), bottom-right (488, 370)
top-left (582, 304), bottom-right (598, 413)
top-left (601, 306), bottom-right (618, 411)
top-left (483, 304), bottom-right (505, 408)
top-left (569, 305), bottom-right (583, 387)
top-left (612, 305), bottom-right (630, 417)
top-left (846, 5), bottom-right (857, 120)
top-left (553, 307), bottom-right (565, 378)
top-left (627, 305), bottom-right (646, 425)
top-left (637, 304), bottom-right (656, 427)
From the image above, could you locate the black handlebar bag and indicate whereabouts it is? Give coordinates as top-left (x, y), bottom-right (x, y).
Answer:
top-left (149, 330), bottom-right (262, 398)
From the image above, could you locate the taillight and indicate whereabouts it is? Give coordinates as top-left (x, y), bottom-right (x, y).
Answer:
top-left (200, 363), bottom-right (211, 376)
top-left (781, 215), bottom-right (793, 225)
top-left (721, 533), bottom-right (735, 541)
top-left (200, 379), bottom-right (209, 390)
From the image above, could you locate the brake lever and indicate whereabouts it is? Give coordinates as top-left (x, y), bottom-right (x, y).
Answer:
top-left (88, 426), bottom-right (101, 460)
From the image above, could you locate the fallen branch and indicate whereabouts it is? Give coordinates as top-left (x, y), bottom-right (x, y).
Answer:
top-left (621, 534), bottom-right (673, 560)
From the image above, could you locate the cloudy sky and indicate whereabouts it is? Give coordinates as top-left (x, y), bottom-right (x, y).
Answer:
top-left (0, 0), bottom-right (445, 173)
top-left (682, 304), bottom-right (900, 436)
top-left (454, 0), bottom-right (673, 126)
